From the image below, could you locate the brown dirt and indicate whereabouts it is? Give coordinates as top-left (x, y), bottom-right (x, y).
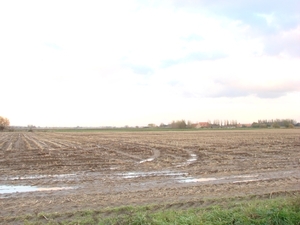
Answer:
top-left (0, 129), bottom-right (300, 220)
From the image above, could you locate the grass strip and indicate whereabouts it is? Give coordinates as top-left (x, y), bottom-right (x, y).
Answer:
top-left (5, 194), bottom-right (298, 224)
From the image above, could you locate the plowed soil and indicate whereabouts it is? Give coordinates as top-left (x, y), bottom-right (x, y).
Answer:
top-left (0, 129), bottom-right (300, 219)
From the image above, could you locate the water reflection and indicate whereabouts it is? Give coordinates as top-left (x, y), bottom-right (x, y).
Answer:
top-left (0, 185), bottom-right (73, 194)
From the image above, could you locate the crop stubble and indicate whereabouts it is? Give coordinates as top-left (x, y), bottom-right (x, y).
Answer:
top-left (0, 129), bottom-right (300, 218)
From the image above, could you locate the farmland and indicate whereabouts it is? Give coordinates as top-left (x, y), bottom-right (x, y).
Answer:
top-left (0, 129), bottom-right (300, 222)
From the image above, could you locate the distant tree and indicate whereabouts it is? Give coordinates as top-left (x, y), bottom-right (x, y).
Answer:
top-left (171, 120), bottom-right (187, 129)
top-left (255, 118), bottom-right (296, 129)
top-left (225, 120), bottom-right (229, 126)
top-left (186, 120), bottom-right (192, 129)
top-left (283, 119), bottom-right (294, 128)
top-left (213, 119), bottom-right (221, 126)
top-left (0, 116), bottom-right (10, 131)
top-left (159, 123), bottom-right (166, 128)
top-left (259, 123), bottom-right (268, 128)
top-left (272, 122), bottom-right (280, 128)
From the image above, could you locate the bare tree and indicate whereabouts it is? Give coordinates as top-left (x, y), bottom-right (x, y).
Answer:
top-left (171, 120), bottom-right (187, 129)
top-left (0, 116), bottom-right (10, 131)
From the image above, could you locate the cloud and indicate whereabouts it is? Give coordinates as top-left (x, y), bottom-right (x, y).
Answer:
top-left (263, 26), bottom-right (300, 56)
top-left (212, 79), bottom-right (300, 98)
top-left (154, 55), bottom-right (300, 100)
top-left (172, 0), bottom-right (300, 37)
top-left (168, 0), bottom-right (300, 59)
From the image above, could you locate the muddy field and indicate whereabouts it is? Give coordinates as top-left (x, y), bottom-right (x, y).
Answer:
top-left (0, 129), bottom-right (300, 220)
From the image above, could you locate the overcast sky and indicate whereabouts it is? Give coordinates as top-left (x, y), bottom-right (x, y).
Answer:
top-left (1, 0), bottom-right (299, 127)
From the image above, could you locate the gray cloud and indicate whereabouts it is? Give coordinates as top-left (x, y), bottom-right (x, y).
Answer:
top-left (264, 31), bottom-right (300, 57)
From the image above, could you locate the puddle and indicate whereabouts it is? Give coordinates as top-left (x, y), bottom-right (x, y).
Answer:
top-left (37, 187), bottom-right (74, 191)
top-left (6, 174), bottom-right (76, 181)
top-left (0, 185), bottom-right (74, 194)
top-left (178, 174), bottom-right (261, 184)
top-left (187, 154), bottom-right (197, 162)
top-left (232, 175), bottom-right (258, 178)
top-left (138, 149), bottom-right (160, 164)
top-left (0, 185), bottom-right (37, 194)
top-left (139, 158), bottom-right (155, 164)
top-left (110, 167), bottom-right (120, 170)
top-left (176, 153), bottom-right (198, 167)
top-left (117, 171), bottom-right (188, 179)
top-left (232, 179), bottom-right (257, 184)
top-left (178, 177), bottom-right (218, 183)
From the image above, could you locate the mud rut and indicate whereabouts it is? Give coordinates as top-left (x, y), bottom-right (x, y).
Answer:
top-left (0, 130), bottom-right (300, 218)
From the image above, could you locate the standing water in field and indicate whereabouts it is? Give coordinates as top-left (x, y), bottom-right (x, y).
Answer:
top-left (0, 185), bottom-right (74, 194)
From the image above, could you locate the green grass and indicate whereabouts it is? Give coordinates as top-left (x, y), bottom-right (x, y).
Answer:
top-left (100, 199), bottom-right (300, 225)
top-left (6, 194), bottom-right (300, 225)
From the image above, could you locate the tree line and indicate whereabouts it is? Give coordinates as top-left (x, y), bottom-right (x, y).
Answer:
top-left (252, 119), bottom-right (296, 128)
top-left (154, 118), bottom-right (298, 129)
top-left (1, 116), bottom-right (298, 131)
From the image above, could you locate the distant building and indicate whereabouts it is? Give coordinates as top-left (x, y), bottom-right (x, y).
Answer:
top-left (192, 122), bottom-right (210, 128)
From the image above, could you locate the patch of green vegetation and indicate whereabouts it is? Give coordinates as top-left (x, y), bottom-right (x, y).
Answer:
top-left (99, 200), bottom-right (300, 225)
top-left (7, 194), bottom-right (300, 225)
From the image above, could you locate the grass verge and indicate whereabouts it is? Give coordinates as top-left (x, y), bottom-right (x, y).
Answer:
top-left (5, 194), bottom-right (300, 225)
